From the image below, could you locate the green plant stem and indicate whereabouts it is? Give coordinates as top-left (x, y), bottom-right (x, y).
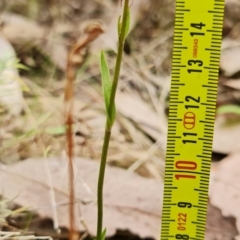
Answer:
top-left (96, 129), bottom-right (111, 240)
top-left (96, 1), bottom-right (129, 239)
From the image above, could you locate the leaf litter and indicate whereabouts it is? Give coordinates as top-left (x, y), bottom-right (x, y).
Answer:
top-left (1, 0), bottom-right (240, 239)
top-left (210, 152), bottom-right (240, 240)
top-left (0, 156), bottom-right (163, 239)
top-left (0, 156), bottom-right (238, 239)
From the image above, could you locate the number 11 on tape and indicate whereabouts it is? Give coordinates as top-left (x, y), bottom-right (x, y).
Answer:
top-left (160, 0), bottom-right (225, 240)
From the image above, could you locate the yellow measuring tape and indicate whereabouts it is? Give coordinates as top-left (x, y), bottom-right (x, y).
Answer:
top-left (161, 0), bottom-right (225, 239)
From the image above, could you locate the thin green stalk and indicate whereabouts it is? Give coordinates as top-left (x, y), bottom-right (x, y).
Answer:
top-left (96, 1), bottom-right (129, 239)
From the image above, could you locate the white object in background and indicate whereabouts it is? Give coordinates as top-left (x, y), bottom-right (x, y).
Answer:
top-left (0, 34), bottom-right (24, 116)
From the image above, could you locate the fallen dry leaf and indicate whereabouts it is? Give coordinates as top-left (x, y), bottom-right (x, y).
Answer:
top-left (0, 156), bottom-right (163, 239)
top-left (1, 13), bottom-right (68, 71)
top-left (1, 13), bottom-right (45, 44)
top-left (0, 156), bottom-right (238, 239)
top-left (220, 39), bottom-right (240, 77)
top-left (116, 91), bottom-right (167, 148)
top-left (210, 152), bottom-right (240, 239)
top-left (222, 0), bottom-right (240, 36)
top-left (225, 0), bottom-right (240, 23)
top-left (213, 116), bottom-right (240, 154)
top-left (42, 33), bottom-right (68, 71)
top-left (205, 204), bottom-right (238, 240)
top-left (223, 79), bottom-right (240, 90)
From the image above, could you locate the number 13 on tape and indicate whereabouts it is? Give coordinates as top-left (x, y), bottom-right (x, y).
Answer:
top-left (160, 0), bottom-right (225, 240)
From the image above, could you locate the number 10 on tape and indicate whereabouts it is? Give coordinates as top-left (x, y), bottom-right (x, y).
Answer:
top-left (160, 0), bottom-right (224, 240)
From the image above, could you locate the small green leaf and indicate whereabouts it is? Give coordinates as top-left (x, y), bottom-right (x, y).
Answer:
top-left (43, 146), bottom-right (51, 157)
top-left (101, 228), bottom-right (107, 240)
top-left (118, 15), bottom-right (122, 37)
top-left (100, 51), bottom-right (112, 116)
top-left (44, 125), bottom-right (66, 135)
top-left (15, 62), bottom-right (30, 71)
top-left (124, 7), bottom-right (131, 38)
top-left (217, 105), bottom-right (240, 115)
top-left (11, 58), bottom-right (30, 71)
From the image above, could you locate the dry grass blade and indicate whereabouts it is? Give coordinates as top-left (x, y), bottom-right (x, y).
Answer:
top-left (0, 231), bottom-right (53, 240)
top-left (64, 21), bottom-right (105, 240)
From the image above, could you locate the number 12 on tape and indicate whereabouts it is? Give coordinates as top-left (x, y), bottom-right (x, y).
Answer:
top-left (160, 0), bottom-right (225, 240)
